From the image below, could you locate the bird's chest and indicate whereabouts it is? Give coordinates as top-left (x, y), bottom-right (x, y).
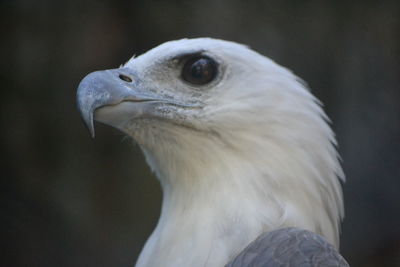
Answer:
top-left (135, 208), bottom-right (262, 267)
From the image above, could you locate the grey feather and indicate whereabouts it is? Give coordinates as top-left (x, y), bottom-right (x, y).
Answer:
top-left (226, 228), bottom-right (349, 267)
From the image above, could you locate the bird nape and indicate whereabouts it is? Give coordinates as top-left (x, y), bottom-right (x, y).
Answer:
top-left (76, 38), bottom-right (349, 267)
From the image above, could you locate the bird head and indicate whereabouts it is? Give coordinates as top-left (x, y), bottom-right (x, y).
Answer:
top-left (77, 38), bottom-right (344, 250)
top-left (78, 39), bottom-right (305, 144)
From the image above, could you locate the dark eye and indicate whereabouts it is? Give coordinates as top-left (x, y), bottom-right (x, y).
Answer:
top-left (182, 56), bottom-right (217, 85)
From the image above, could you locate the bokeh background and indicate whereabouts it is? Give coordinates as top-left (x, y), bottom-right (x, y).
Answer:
top-left (2, 0), bottom-right (399, 266)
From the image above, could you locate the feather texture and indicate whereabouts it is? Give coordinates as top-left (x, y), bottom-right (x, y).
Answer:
top-left (77, 38), bottom-right (346, 267)
top-left (227, 228), bottom-right (349, 267)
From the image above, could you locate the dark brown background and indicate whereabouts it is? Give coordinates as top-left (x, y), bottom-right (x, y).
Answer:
top-left (1, 0), bottom-right (399, 266)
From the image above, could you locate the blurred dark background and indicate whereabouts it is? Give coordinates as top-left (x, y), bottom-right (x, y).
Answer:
top-left (1, 0), bottom-right (399, 266)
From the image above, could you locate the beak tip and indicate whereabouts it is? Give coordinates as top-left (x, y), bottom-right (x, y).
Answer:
top-left (77, 104), bottom-right (96, 139)
top-left (77, 79), bottom-right (97, 139)
top-left (83, 114), bottom-right (96, 139)
top-left (88, 125), bottom-right (96, 139)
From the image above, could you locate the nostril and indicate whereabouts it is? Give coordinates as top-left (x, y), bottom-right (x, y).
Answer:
top-left (119, 74), bottom-right (132, 82)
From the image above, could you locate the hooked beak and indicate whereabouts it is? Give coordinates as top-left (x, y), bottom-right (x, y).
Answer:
top-left (76, 68), bottom-right (158, 138)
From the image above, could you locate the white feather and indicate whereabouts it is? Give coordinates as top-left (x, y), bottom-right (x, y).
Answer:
top-left (119, 38), bottom-right (344, 267)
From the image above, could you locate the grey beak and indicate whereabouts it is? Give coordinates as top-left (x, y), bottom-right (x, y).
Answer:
top-left (76, 68), bottom-right (153, 138)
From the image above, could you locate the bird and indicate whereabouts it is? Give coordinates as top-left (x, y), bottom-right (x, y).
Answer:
top-left (77, 38), bottom-right (349, 267)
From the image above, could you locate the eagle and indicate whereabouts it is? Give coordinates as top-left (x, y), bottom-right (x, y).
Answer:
top-left (77, 38), bottom-right (349, 267)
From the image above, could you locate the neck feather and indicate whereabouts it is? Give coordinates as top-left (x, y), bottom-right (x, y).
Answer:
top-left (134, 123), bottom-right (343, 267)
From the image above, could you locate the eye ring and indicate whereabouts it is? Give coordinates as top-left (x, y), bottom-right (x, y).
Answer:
top-left (182, 56), bottom-right (218, 85)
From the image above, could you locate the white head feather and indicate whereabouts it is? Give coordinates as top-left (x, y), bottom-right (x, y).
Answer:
top-left (98, 38), bottom-right (344, 267)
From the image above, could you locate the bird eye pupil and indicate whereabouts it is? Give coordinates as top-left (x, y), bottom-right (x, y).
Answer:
top-left (182, 56), bottom-right (217, 85)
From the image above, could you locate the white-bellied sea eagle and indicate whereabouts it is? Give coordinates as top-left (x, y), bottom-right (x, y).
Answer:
top-left (76, 38), bottom-right (349, 267)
